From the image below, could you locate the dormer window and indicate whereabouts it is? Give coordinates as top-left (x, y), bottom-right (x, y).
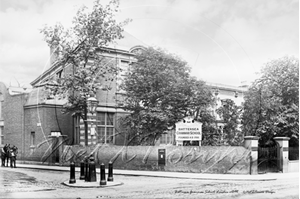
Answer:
top-left (129, 45), bottom-right (146, 55)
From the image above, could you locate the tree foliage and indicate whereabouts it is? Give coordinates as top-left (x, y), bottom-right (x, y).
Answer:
top-left (216, 99), bottom-right (243, 146)
top-left (40, 0), bottom-right (130, 119)
top-left (199, 110), bottom-right (220, 146)
top-left (242, 56), bottom-right (299, 146)
top-left (121, 47), bottom-right (214, 145)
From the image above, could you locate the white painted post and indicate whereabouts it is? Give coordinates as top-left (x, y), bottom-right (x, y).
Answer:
top-left (244, 136), bottom-right (259, 175)
top-left (274, 137), bottom-right (290, 173)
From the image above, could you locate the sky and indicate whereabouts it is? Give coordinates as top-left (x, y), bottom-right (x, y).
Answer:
top-left (0, 0), bottom-right (298, 88)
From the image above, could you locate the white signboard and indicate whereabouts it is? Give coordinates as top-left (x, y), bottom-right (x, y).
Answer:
top-left (175, 117), bottom-right (202, 141)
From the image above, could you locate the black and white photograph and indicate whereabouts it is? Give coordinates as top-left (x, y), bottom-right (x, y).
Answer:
top-left (0, 0), bottom-right (299, 198)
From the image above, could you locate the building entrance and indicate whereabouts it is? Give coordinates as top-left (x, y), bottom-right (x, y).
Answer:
top-left (258, 144), bottom-right (280, 173)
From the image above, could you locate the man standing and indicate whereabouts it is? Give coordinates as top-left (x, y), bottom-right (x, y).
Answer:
top-left (9, 145), bottom-right (18, 168)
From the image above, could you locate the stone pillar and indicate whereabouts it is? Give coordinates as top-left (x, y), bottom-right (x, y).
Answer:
top-left (274, 137), bottom-right (290, 173)
top-left (244, 136), bottom-right (259, 175)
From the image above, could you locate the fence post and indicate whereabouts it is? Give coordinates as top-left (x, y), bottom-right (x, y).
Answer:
top-left (80, 159), bottom-right (85, 180)
top-left (107, 161), bottom-right (113, 182)
top-left (69, 161), bottom-right (76, 184)
top-left (89, 156), bottom-right (97, 182)
top-left (100, 163), bottom-right (107, 185)
top-left (84, 156), bottom-right (90, 182)
top-left (274, 137), bottom-right (290, 173)
top-left (244, 136), bottom-right (259, 175)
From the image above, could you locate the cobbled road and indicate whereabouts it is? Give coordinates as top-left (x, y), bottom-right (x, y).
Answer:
top-left (0, 167), bottom-right (298, 199)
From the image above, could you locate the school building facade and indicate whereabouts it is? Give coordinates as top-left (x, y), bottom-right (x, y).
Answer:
top-left (0, 33), bottom-right (247, 162)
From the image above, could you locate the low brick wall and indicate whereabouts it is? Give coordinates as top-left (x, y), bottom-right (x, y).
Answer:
top-left (59, 145), bottom-right (250, 174)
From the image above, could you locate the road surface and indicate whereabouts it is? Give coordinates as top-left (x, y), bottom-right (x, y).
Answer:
top-left (0, 166), bottom-right (298, 199)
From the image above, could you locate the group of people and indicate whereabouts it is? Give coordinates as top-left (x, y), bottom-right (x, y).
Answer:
top-left (1, 144), bottom-right (18, 168)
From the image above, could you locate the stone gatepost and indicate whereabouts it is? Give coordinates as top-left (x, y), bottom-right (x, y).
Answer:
top-left (274, 137), bottom-right (290, 173)
top-left (244, 136), bottom-right (259, 175)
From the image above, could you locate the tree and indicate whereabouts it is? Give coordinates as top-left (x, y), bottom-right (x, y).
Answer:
top-left (121, 47), bottom-right (214, 145)
top-left (199, 109), bottom-right (220, 146)
top-left (216, 99), bottom-right (243, 146)
top-left (242, 56), bottom-right (299, 146)
top-left (40, 0), bottom-right (130, 145)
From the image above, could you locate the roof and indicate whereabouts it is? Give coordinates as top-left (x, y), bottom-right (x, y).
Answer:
top-left (31, 31), bottom-right (145, 87)
top-left (109, 31), bottom-right (148, 51)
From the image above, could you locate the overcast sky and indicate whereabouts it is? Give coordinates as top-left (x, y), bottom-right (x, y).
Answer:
top-left (0, 0), bottom-right (298, 88)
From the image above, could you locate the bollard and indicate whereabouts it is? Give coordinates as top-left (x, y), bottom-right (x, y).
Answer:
top-left (107, 161), bottom-right (113, 182)
top-left (89, 156), bottom-right (97, 182)
top-left (100, 163), bottom-right (107, 185)
top-left (84, 156), bottom-right (90, 182)
top-left (69, 161), bottom-right (76, 184)
top-left (79, 159), bottom-right (85, 180)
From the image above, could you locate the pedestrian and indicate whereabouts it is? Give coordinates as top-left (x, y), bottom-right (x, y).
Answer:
top-left (9, 145), bottom-right (18, 168)
top-left (1, 144), bottom-right (9, 167)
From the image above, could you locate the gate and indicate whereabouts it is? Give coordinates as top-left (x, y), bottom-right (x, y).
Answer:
top-left (258, 145), bottom-right (280, 173)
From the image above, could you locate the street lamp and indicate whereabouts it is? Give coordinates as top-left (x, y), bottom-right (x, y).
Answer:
top-left (87, 95), bottom-right (98, 115)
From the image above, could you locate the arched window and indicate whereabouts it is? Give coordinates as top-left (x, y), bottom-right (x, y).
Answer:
top-left (129, 45), bottom-right (146, 54)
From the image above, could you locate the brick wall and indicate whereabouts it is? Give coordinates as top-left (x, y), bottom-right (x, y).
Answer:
top-left (61, 145), bottom-right (251, 174)
top-left (2, 93), bottom-right (27, 152)
top-left (0, 82), bottom-right (8, 147)
top-left (22, 105), bottom-right (73, 162)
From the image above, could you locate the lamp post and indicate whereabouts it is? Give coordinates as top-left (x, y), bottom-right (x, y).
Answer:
top-left (87, 95), bottom-right (98, 114)
top-left (87, 95), bottom-right (98, 145)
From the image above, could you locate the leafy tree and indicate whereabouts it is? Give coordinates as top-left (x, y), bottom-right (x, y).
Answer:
top-left (121, 47), bottom-right (214, 145)
top-left (216, 99), bottom-right (243, 146)
top-left (242, 56), bottom-right (299, 146)
top-left (40, 0), bottom-right (130, 145)
top-left (199, 110), bottom-right (220, 146)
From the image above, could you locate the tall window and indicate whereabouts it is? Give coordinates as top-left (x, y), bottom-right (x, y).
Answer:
top-left (73, 115), bottom-right (80, 144)
top-left (116, 60), bottom-right (129, 92)
top-left (97, 112), bottom-right (115, 144)
top-left (0, 127), bottom-right (3, 146)
top-left (30, 132), bottom-right (35, 146)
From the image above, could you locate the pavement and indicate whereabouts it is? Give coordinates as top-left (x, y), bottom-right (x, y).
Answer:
top-left (12, 160), bottom-right (299, 183)
top-left (62, 179), bottom-right (124, 188)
